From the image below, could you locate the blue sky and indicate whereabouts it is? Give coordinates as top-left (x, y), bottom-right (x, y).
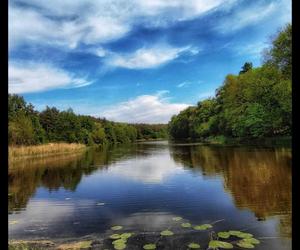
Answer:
top-left (9, 0), bottom-right (291, 123)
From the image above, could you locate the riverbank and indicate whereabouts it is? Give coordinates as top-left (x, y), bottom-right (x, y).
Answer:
top-left (9, 143), bottom-right (87, 162)
top-left (169, 136), bottom-right (291, 147)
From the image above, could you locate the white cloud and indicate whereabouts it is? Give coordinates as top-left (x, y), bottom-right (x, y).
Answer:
top-left (9, 62), bottom-right (91, 94)
top-left (177, 81), bottom-right (191, 88)
top-left (99, 92), bottom-right (189, 123)
top-left (108, 151), bottom-right (183, 183)
top-left (9, 0), bottom-right (234, 50)
top-left (216, 1), bottom-right (285, 33)
top-left (106, 45), bottom-right (198, 69)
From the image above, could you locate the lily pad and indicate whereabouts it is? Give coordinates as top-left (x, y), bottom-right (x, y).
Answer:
top-left (240, 238), bottom-right (260, 245)
top-left (120, 233), bottom-right (133, 239)
top-left (236, 241), bottom-right (255, 249)
top-left (113, 243), bottom-right (126, 250)
top-left (228, 230), bottom-right (243, 236)
top-left (112, 239), bottom-right (127, 245)
top-left (79, 241), bottom-right (92, 248)
top-left (160, 230), bottom-right (174, 236)
top-left (188, 242), bottom-right (201, 249)
top-left (201, 223), bottom-right (212, 228)
top-left (111, 225), bottom-right (123, 230)
top-left (193, 224), bottom-right (212, 230)
top-left (181, 223), bottom-right (192, 228)
top-left (209, 240), bottom-right (233, 249)
top-left (172, 216), bottom-right (183, 221)
top-left (236, 233), bottom-right (254, 239)
top-left (109, 234), bottom-right (121, 239)
top-left (143, 243), bottom-right (156, 249)
top-left (218, 232), bottom-right (230, 239)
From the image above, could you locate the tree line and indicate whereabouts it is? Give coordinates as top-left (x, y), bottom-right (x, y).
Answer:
top-left (168, 24), bottom-right (291, 140)
top-left (8, 95), bottom-right (168, 146)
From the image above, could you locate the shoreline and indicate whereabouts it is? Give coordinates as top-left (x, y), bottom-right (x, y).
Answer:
top-left (169, 136), bottom-right (291, 147)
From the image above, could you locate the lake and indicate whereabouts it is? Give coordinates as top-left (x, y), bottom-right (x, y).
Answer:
top-left (9, 141), bottom-right (291, 249)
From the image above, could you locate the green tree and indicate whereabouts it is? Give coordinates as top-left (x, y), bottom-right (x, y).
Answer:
top-left (264, 23), bottom-right (291, 79)
top-left (239, 62), bottom-right (253, 74)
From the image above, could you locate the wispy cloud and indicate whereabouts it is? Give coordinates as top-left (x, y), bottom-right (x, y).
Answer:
top-left (215, 1), bottom-right (282, 33)
top-left (106, 45), bottom-right (199, 69)
top-left (177, 81), bottom-right (192, 88)
top-left (9, 62), bottom-right (91, 94)
top-left (99, 91), bottom-right (189, 123)
top-left (9, 0), bottom-right (237, 50)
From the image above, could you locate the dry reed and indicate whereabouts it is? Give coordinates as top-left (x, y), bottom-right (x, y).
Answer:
top-left (9, 143), bottom-right (86, 161)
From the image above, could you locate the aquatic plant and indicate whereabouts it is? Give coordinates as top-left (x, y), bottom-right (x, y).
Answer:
top-left (143, 243), bottom-right (157, 249)
top-left (172, 216), bottom-right (183, 221)
top-left (181, 222), bottom-right (192, 228)
top-left (160, 230), bottom-right (174, 236)
top-left (208, 240), bottom-right (233, 249)
top-left (188, 242), bottom-right (201, 249)
top-left (111, 225), bottom-right (123, 230)
top-left (104, 218), bottom-right (262, 249)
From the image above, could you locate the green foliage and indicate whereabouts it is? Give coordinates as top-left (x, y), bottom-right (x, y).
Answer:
top-left (9, 114), bottom-right (35, 145)
top-left (239, 62), bottom-right (253, 74)
top-left (264, 23), bottom-right (291, 78)
top-left (8, 95), bottom-right (165, 146)
top-left (168, 24), bottom-right (291, 141)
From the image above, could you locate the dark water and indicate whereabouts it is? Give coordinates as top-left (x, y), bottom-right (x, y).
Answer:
top-left (9, 141), bottom-right (291, 249)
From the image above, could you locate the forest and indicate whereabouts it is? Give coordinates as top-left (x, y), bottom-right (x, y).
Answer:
top-left (8, 95), bottom-right (168, 146)
top-left (168, 24), bottom-right (291, 141)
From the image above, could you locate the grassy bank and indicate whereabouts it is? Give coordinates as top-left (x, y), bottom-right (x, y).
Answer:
top-left (9, 143), bottom-right (86, 161)
top-left (169, 136), bottom-right (291, 147)
top-left (204, 135), bottom-right (291, 146)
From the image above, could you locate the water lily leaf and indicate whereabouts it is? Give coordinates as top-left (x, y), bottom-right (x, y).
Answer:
top-left (79, 241), bottom-right (92, 248)
top-left (236, 241), bottom-right (255, 249)
top-left (143, 243), bottom-right (156, 249)
top-left (160, 230), bottom-right (174, 236)
top-left (110, 234), bottom-right (121, 239)
top-left (193, 224), bottom-right (212, 230)
top-left (112, 239), bottom-right (127, 245)
top-left (96, 202), bottom-right (105, 206)
top-left (209, 240), bottom-right (233, 249)
top-left (111, 225), bottom-right (123, 230)
top-left (218, 232), bottom-right (230, 239)
top-left (237, 233), bottom-right (253, 239)
top-left (188, 242), bottom-right (201, 249)
top-left (228, 230), bottom-right (242, 236)
top-left (114, 243), bottom-right (126, 250)
top-left (9, 220), bottom-right (18, 225)
top-left (120, 233), bottom-right (132, 239)
top-left (172, 217), bottom-right (183, 221)
top-left (240, 238), bottom-right (260, 245)
top-left (201, 224), bottom-right (212, 228)
top-left (181, 223), bottom-right (192, 228)
top-left (193, 225), bottom-right (206, 230)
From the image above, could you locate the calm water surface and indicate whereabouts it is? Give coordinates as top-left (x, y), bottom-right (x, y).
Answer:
top-left (9, 141), bottom-right (291, 249)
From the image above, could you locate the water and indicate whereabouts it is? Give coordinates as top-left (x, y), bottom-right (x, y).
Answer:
top-left (9, 141), bottom-right (291, 249)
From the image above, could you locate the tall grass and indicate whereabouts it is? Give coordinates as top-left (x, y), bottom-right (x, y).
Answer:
top-left (9, 143), bottom-right (86, 161)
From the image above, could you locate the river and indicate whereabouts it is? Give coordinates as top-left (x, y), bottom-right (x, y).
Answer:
top-left (8, 141), bottom-right (291, 249)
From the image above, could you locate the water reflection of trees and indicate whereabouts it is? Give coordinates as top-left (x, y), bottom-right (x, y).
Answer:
top-left (169, 145), bottom-right (291, 237)
top-left (8, 144), bottom-right (146, 213)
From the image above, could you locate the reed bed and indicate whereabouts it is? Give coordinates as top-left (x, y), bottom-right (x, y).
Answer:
top-left (9, 143), bottom-right (86, 161)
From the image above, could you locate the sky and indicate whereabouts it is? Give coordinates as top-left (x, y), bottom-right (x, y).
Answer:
top-left (8, 0), bottom-right (291, 124)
